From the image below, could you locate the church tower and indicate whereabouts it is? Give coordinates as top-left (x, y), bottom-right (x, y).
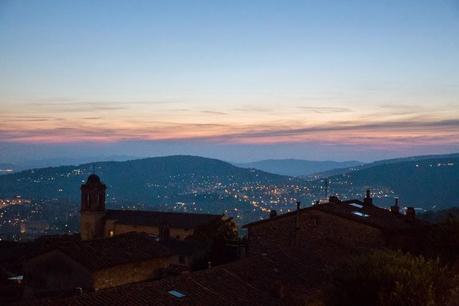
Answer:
top-left (80, 174), bottom-right (106, 240)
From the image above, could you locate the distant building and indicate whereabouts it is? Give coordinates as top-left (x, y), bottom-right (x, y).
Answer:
top-left (80, 174), bottom-right (236, 241)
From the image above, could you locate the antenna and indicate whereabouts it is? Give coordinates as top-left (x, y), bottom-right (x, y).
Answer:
top-left (92, 164), bottom-right (96, 174)
top-left (324, 178), bottom-right (329, 199)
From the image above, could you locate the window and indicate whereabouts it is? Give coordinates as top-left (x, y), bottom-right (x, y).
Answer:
top-left (168, 290), bottom-right (186, 299)
top-left (307, 216), bottom-right (320, 227)
top-left (352, 211), bottom-right (369, 218)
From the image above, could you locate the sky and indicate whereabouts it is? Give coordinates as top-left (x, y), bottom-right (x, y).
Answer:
top-left (1, 0), bottom-right (459, 164)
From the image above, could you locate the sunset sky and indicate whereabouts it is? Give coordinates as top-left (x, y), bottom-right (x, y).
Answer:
top-left (1, 0), bottom-right (459, 163)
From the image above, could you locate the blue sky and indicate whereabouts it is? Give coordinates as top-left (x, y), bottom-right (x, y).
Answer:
top-left (0, 0), bottom-right (459, 163)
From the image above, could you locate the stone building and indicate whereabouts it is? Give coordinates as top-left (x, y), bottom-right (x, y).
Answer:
top-left (243, 191), bottom-right (426, 256)
top-left (22, 233), bottom-right (173, 295)
top-left (80, 174), bottom-right (236, 241)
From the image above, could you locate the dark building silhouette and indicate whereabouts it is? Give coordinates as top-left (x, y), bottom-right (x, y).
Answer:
top-left (80, 174), bottom-right (106, 240)
top-left (79, 174), bottom-right (237, 242)
top-left (243, 191), bottom-right (426, 256)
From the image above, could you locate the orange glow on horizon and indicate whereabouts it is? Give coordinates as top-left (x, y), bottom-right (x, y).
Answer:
top-left (1, 100), bottom-right (458, 150)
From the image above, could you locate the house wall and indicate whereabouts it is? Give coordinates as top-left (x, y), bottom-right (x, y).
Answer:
top-left (247, 209), bottom-right (385, 255)
top-left (23, 251), bottom-right (92, 292)
top-left (92, 257), bottom-right (172, 290)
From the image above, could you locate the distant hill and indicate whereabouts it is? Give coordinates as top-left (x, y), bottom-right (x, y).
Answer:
top-left (0, 155), bottom-right (304, 226)
top-left (325, 155), bottom-right (459, 210)
top-left (236, 159), bottom-right (363, 177)
top-left (1, 155), bottom-right (140, 173)
top-left (2, 153), bottom-right (459, 226)
top-left (310, 153), bottom-right (459, 179)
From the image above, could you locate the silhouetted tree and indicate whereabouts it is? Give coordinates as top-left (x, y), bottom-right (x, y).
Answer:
top-left (324, 249), bottom-right (459, 306)
top-left (189, 218), bottom-right (239, 268)
top-left (423, 218), bottom-right (459, 264)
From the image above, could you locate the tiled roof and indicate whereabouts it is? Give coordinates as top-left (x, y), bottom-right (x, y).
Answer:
top-left (159, 239), bottom-right (205, 256)
top-left (24, 247), bottom-right (330, 306)
top-left (27, 233), bottom-right (172, 272)
top-left (313, 201), bottom-right (426, 231)
top-left (243, 199), bottom-right (426, 231)
top-left (105, 209), bottom-right (223, 229)
top-left (0, 234), bottom-right (80, 274)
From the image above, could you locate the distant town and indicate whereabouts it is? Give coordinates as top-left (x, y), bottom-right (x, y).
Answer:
top-left (1, 154), bottom-right (457, 241)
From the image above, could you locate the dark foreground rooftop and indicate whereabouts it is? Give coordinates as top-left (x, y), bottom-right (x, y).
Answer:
top-left (19, 242), bottom-right (350, 306)
top-left (35, 232), bottom-right (172, 272)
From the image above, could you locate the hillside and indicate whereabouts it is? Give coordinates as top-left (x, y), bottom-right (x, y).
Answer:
top-left (237, 159), bottom-right (363, 177)
top-left (325, 156), bottom-right (459, 210)
top-left (0, 155), bottom-right (294, 201)
top-left (0, 155), bottom-right (307, 227)
top-left (310, 153), bottom-right (459, 179)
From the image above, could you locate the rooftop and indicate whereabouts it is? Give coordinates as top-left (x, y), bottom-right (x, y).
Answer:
top-left (81, 174), bottom-right (106, 190)
top-left (105, 209), bottom-right (223, 229)
top-left (27, 232), bottom-right (172, 272)
top-left (22, 246), bottom-right (335, 306)
top-left (243, 199), bottom-right (427, 232)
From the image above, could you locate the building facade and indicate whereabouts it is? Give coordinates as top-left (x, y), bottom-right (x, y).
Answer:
top-left (243, 193), bottom-right (425, 257)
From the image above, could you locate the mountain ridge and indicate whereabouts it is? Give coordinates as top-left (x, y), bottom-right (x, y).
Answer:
top-left (324, 155), bottom-right (459, 209)
top-left (236, 159), bottom-right (363, 177)
top-left (307, 153), bottom-right (459, 179)
top-left (0, 155), bottom-right (296, 203)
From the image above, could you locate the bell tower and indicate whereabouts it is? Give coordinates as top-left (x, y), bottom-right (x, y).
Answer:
top-left (80, 174), bottom-right (106, 240)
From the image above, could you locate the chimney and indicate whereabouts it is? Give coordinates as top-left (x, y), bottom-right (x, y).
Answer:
top-left (293, 201), bottom-right (301, 246)
top-left (328, 196), bottom-right (341, 204)
top-left (363, 189), bottom-right (373, 206)
top-left (390, 198), bottom-right (400, 214)
top-left (269, 210), bottom-right (277, 219)
top-left (295, 201), bottom-right (301, 230)
top-left (406, 207), bottom-right (416, 221)
top-left (159, 223), bottom-right (170, 242)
